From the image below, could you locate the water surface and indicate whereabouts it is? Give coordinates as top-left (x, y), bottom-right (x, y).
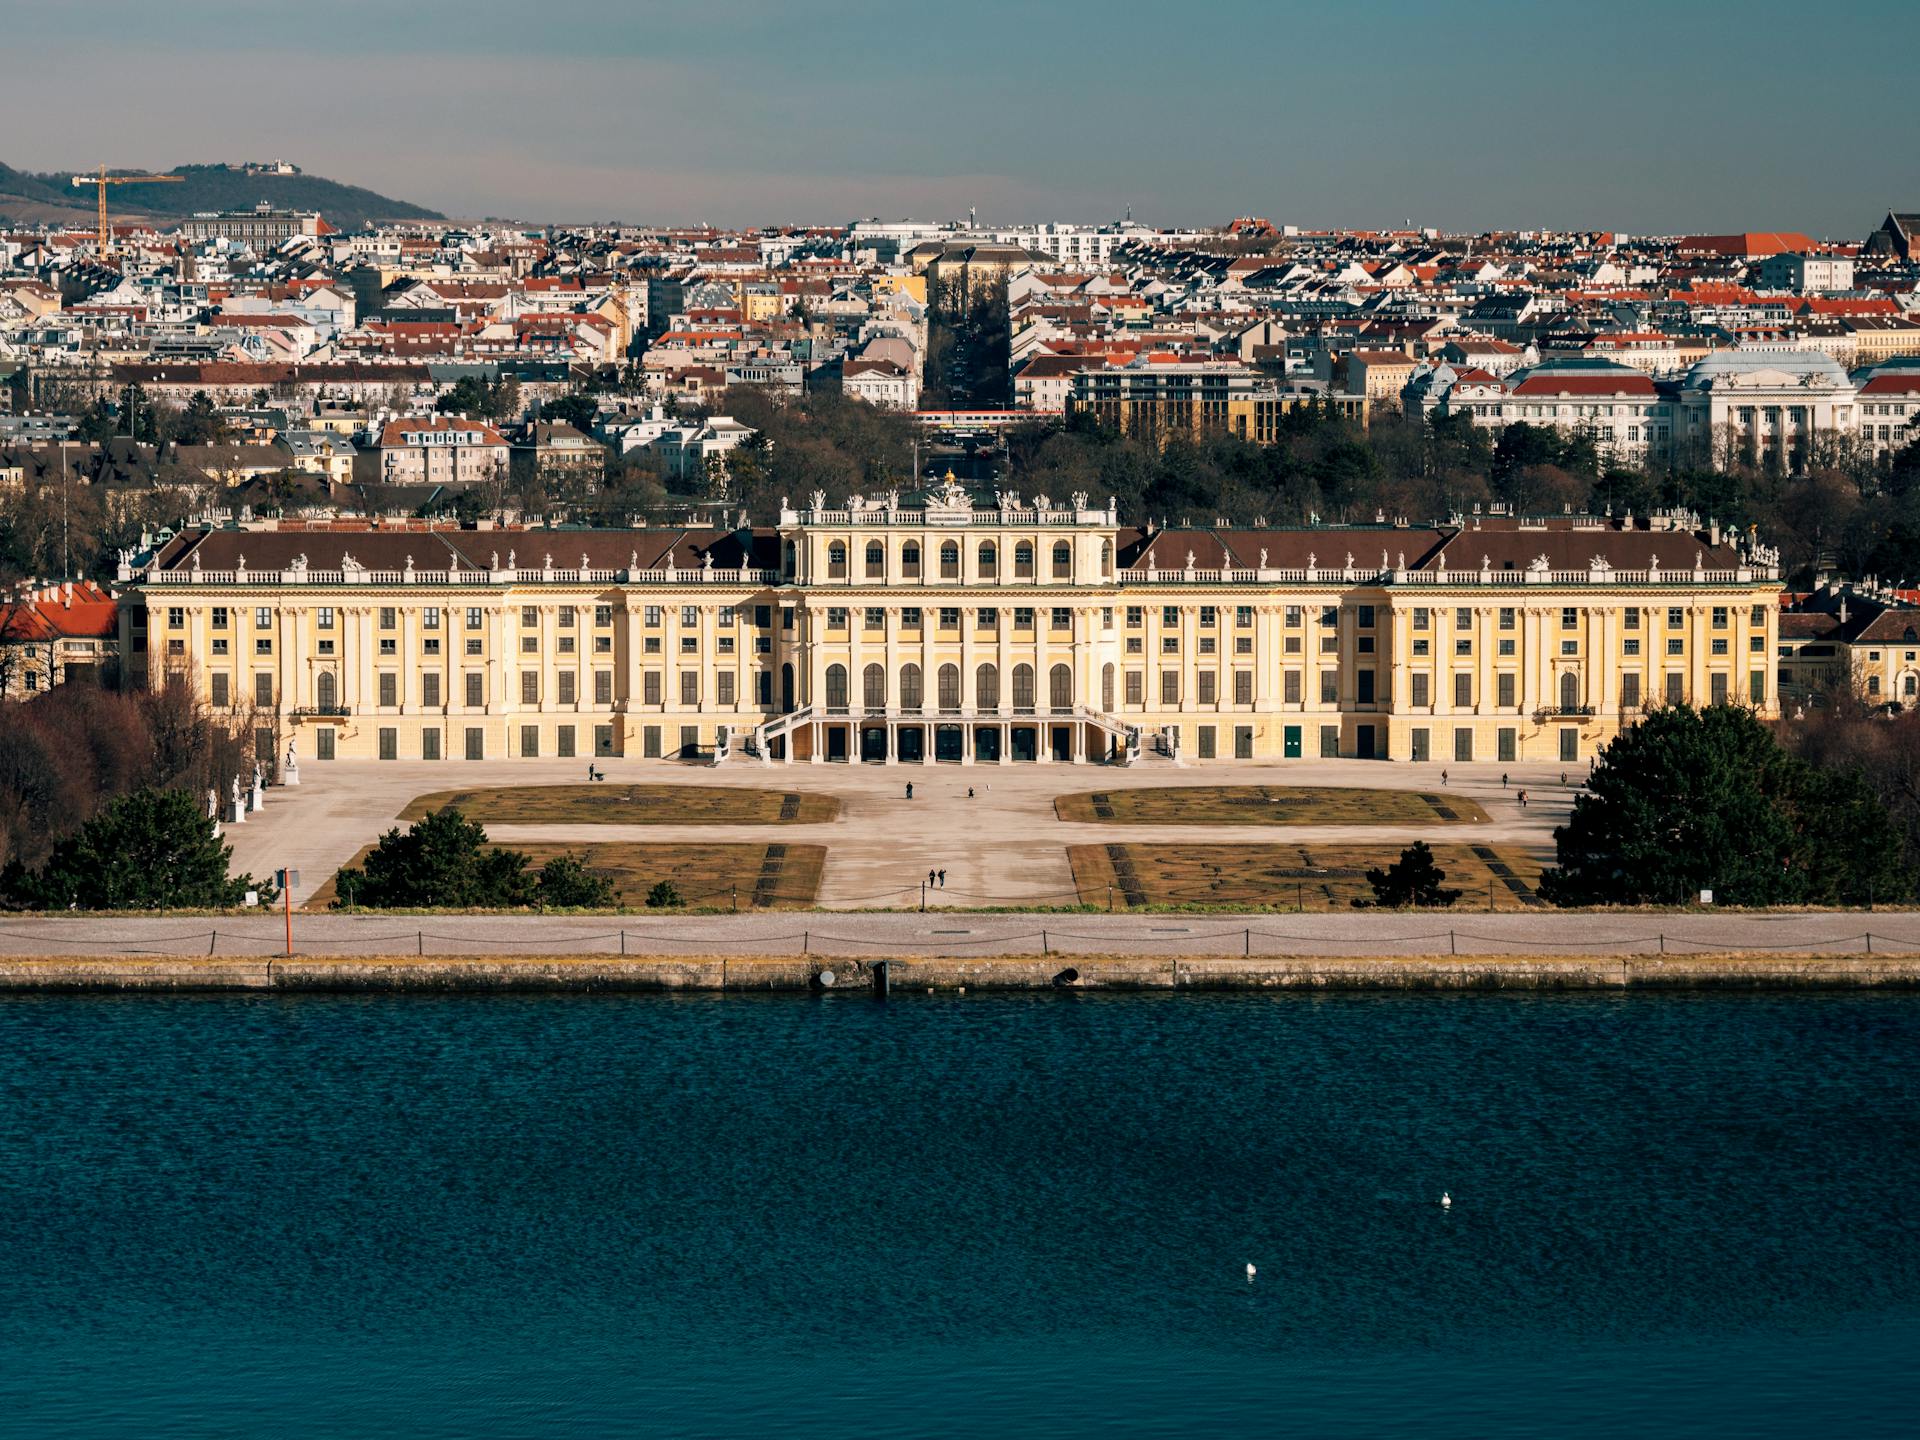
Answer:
top-left (1, 991), bottom-right (1914, 1436)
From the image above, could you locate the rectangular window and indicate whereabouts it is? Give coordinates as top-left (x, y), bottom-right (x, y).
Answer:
top-left (1667, 607), bottom-right (1684, 629)
top-left (1666, 673), bottom-right (1684, 705)
top-left (646, 606), bottom-right (664, 627)
top-left (1712, 606), bottom-right (1729, 630)
top-left (1125, 671), bottom-right (1143, 706)
top-left (211, 606), bottom-right (228, 629)
top-left (1320, 725), bottom-right (1340, 758)
top-left (1711, 673), bottom-right (1729, 705)
top-left (465, 673), bottom-right (483, 707)
top-left (522, 606), bottom-right (539, 627)
top-left (1198, 672), bottom-right (1216, 706)
top-left (379, 606), bottom-right (396, 631)
top-left (681, 606), bottom-right (698, 627)
top-left (1160, 671), bottom-right (1179, 705)
top-left (1498, 673), bottom-right (1516, 708)
top-left (1357, 671), bottom-right (1375, 704)
top-left (1411, 673), bottom-right (1430, 707)
top-left (1052, 607), bottom-right (1072, 630)
top-left (558, 672), bottom-right (577, 705)
top-left (1559, 728), bottom-right (1578, 763)
top-left (422, 728), bottom-right (441, 761)
top-left (1499, 607), bottom-right (1516, 631)
top-left (1561, 640), bottom-right (1579, 656)
top-left (1624, 638), bottom-right (1641, 656)
top-left (596, 604), bottom-right (613, 627)
top-left (644, 725), bottom-right (662, 759)
top-left (557, 725), bottom-right (576, 758)
top-left (1750, 605), bottom-right (1766, 627)
top-left (644, 673), bottom-right (662, 706)
top-left (1624, 608), bottom-right (1640, 630)
top-left (1197, 726), bottom-right (1216, 760)
top-left (1127, 606), bottom-right (1144, 628)
top-left (595, 671), bottom-right (613, 705)
top-left (1163, 606), bottom-right (1180, 628)
top-left (1621, 673), bottom-right (1641, 710)
top-left (422, 673), bottom-right (441, 708)
top-left (1320, 671), bottom-right (1337, 704)
top-left (378, 673), bottom-right (397, 708)
top-left (1667, 638), bottom-right (1684, 656)
top-left (1235, 726), bottom-right (1253, 760)
top-left (1413, 607), bottom-right (1430, 630)
top-left (520, 672), bottom-right (539, 705)
top-left (1236, 606), bottom-right (1253, 628)
top-left (1284, 671), bottom-right (1302, 704)
top-left (465, 727), bottom-right (485, 761)
top-left (1199, 606), bottom-right (1217, 628)
top-left (1454, 674), bottom-right (1472, 708)
top-left (317, 607), bottom-right (335, 630)
top-left (865, 607), bottom-right (885, 631)
top-left (521, 725), bottom-right (540, 758)
top-left (595, 725), bottom-right (614, 757)
top-left (378, 727), bottom-right (397, 761)
top-left (255, 674), bottom-right (273, 707)
top-left (1285, 605), bottom-right (1302, 628)
top-left (1410, 728), bottom-right (1430, 762)
top-left (902, 607), bottom-right (922, 629)
top-left (1234, 672), bottom-right (1253, 705)
top-left (1454, 728), bottom-right (1474, 762)
top-left (210, 673), bottom-right (230, 707)
top-left (379, 639), bottom-right (397, 657)
top-left (467, 607), bottom-right (483, 629)
top-left (718, 672), bottom-right (736, 706)
top-left (1455, 607), bottom-right (1472, 630)
top-left (1497, 728), bottom-right (1516, 763)
top-left (255, 608), bottom-right (272, 629)
top-left (1357, 605), bottom-right (1374, 629)
top-left (466, 639), bottom-right (483, 656)
top-left (1413, 639), bottom-right (1430, 657)
top-left (681, 673), bottom-right (699, 706)
top-left (1750, 671), bottom-right (1765, 704)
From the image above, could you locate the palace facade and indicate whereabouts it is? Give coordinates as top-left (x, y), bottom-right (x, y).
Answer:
top-left (121, 482), bottom-right (1782, 770)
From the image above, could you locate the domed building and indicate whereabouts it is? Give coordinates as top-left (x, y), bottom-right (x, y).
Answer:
top-left (1671, 347), bottom-right (1857, 467)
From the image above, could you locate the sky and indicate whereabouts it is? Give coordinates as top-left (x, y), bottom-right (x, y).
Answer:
top-left (5, 0), bottom-right (1918, 237)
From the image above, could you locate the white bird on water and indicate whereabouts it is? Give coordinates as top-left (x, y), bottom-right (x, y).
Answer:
top-left (1440, 1192), bottom-right (1453, 1210)
top-left (1246, 1263), bottom-right (1257, 1282)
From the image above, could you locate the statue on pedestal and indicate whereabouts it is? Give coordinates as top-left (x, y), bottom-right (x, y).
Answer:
top-left (283, 736), bottom-right (300, 786)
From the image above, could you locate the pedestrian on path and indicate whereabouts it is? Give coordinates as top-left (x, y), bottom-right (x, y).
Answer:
top-left (928, 869), bottom-right (937, 889)
top-left (906, 781), bottom-right (914, 800)
top-left (1440, 768), bottom-right (1449, 786)
top-left (1517, 789), bottom-right (1528, 809)
top-left (967, 787), bottom-right (975, 798)
top-left (1502, 772), bottom-right (1509, 788)
top-left (938, 869), bottom-right (947, 888)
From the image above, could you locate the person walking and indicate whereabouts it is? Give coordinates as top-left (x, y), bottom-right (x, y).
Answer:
top-left (906, 781), bottom-right (914, 800)
top-left (967, 787), bottom-right (975, 799)
top-left (1517, 789), bottom-right (1528, 809)
top-left (1440, 768), bottom-right (1449, 786)
top-left (1501, 772), bottom-right (1509, 788)
top-left (928, 869), bottom-right (937, 889)
top-left (938, 869), bottom-right (947, 888)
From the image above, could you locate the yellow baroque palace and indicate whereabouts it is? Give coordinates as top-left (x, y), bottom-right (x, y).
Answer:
top-left (121, 481), bottom-right (1782, 769)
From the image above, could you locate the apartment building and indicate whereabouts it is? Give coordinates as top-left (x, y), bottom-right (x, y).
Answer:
top-left (125, 487), bottom-right (1780, 769)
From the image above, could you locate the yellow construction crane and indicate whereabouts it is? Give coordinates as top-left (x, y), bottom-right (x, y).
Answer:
top-left (70, 167), bottom-right (183, 257)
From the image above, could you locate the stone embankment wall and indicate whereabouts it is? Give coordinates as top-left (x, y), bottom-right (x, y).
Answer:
top-left (2, 954), bottom-right (1919, 992)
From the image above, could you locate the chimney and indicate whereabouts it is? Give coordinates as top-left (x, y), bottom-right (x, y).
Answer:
top-left (1840, 596), bottom-right (1850, 625)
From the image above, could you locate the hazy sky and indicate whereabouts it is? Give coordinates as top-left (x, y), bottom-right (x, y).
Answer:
top-left (7, 0), bottom-right (1917, 236)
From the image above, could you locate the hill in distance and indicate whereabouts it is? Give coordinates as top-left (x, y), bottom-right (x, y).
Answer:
top-left (0, 162), bottom-right (444, 233)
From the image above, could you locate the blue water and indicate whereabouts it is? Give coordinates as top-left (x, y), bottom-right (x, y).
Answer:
top-left (0, 991), bottom-right (1915, 1438)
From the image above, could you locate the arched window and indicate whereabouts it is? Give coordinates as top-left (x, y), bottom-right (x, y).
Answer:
top-left (1014, 542), bottom-right (1034, 578)
top-left (1013, 663), bottom-right (1035, 712)
top-left (902, 541), bottom-right (921, 578)
top-left (1052, 541), bottom-right (1072, 579)
top-left (976, 663), bottom-right (1000, 711)
top-left (940, 541), bottom-right (960, 579)
top-left (978, 541), bottom-right (998, 578)
top-left (1100, 540), bottom-right (1113, 578)
top-left (900, 663), bottom-right (923, 711)
top-left (1101, 662), bottom-right (1115, 712)
top-left (826, 663), bottom-right (848, 711)
top-left (827, 542), bottom-right (847, 579)
top-left (863, 663), bottom-right (886, 711)
top-left (1560, 671), bottom-right (1579, 711)
top-left (938, 663), bottom-right (961, 712)
top-left (316, 670), bottom-right (337, 711)
top-left (781, 662), bottom-right (796, 713)
top-left (1050, 663), bottom-right (1073, 711)
top-left (1907, 674), bottom-right (1918, 699)
top-left (865, 541), bottom-right (885, 578)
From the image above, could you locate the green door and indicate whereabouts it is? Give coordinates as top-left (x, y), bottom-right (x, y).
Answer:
top-left (1283, 725), bottom-right (1301, 758)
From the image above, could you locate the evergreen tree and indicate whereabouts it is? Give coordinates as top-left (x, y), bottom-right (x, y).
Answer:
top-left (1357, 841), bottom-right (1461, 908)
top-left (1540, 705), bottom-right (1915, 906)
top-left (5, 787), bottom-right (267, 910)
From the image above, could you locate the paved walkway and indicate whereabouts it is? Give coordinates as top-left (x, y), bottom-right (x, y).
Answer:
top-left (0, 910), bottom-right (1914, 960)
top-left (224, 757), bottom-right (1584, 909)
